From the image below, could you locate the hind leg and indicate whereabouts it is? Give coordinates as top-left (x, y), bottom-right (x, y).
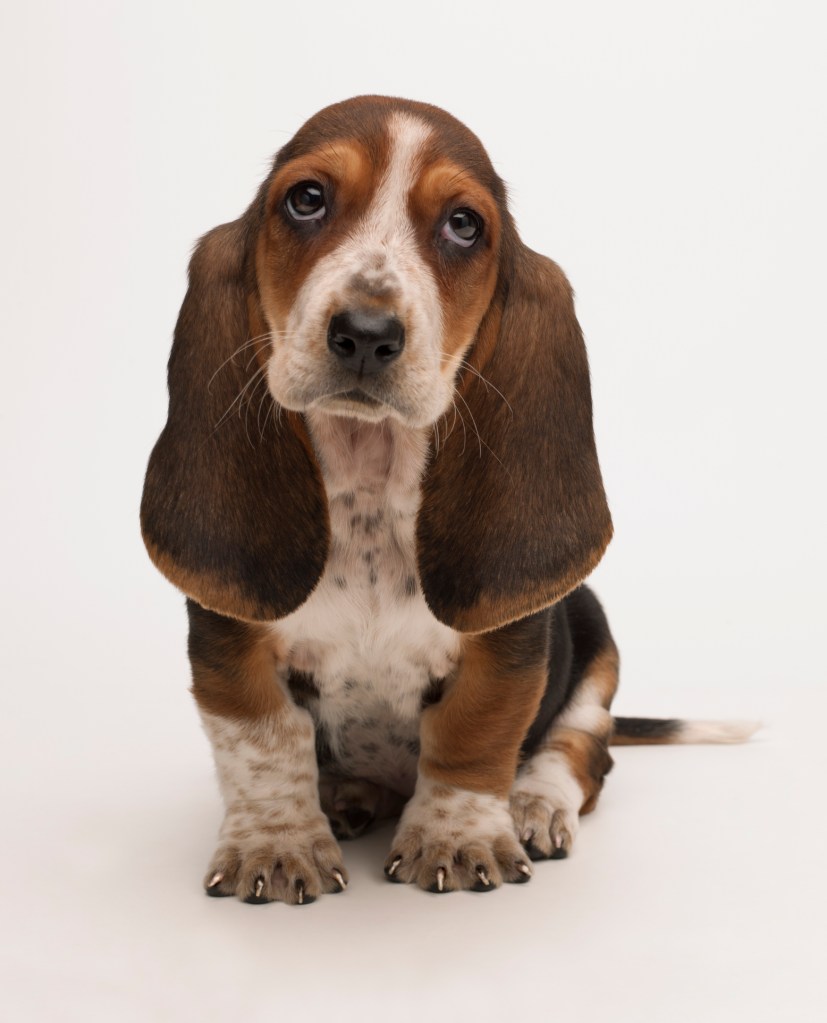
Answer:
top-left (319, 772), bottom-right (406, 840)
top-left (511, 639), bottom-right (618, 859)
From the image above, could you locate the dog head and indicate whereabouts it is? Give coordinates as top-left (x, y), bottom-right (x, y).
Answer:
top-left (141, 96), bottom-right (612, 632)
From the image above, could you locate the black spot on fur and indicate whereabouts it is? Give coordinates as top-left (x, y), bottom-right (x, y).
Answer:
top-left (342, 492), bottom-right (356, 509)
top-left (333, 575), bottom-right (347, 589)
top-left (404, 575), bottom-right (417, 597)
top-left (363, 511), bottom-right (384, 535)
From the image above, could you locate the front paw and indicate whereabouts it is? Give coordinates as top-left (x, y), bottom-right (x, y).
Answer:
top-left (204, 802), bottom-right (348, 905)
top-left (383, 781), bottom-right (532, 892)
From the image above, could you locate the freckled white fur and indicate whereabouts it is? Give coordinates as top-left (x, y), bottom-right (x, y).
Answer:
top-left (396, 777), bottom-right (516, 845)
top-left (199, 707), bottom-right (317, 805)
top-left (270, 411), bottom-right (461, 796)
top-left (267, 113), bottom-right (451, 427)
top-left (387, 775), bottom-right (530, 889)
top-left (199, 704), bottom-right (329, 849)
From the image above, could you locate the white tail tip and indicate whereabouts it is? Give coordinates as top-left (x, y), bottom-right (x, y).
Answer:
top-left (677, 720), bottom-right (763, 744)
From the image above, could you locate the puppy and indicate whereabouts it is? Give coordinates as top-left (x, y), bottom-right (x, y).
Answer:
top-left (141, 95), bottom-right (755, 903)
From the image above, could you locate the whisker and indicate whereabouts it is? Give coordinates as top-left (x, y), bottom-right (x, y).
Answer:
top-left (241, 371), bottom-right (269, 448)
top-left (452, 397), bottom-right (468, 457)
top-left (454, 388), bottom-right (483, 459)
top-left (211, 363), bottom-right (267, 435)
top-left (441, 354), bottom-right (514, 417)
top-left (207, 332), bottom-right (274, 392)
top-left (256, 378), bottom-right (272, 439)
top-left (452, 388), bottom-right (511, 478)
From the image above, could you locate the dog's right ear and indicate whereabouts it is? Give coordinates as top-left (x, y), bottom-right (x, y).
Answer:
top-left (140, 218), bottom-right (328, 622)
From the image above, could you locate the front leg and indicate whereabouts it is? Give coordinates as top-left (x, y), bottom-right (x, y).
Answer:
top-left (188, 602), bottom-right (347, 905)
top-left (384, 613), bottom-right (547, 892)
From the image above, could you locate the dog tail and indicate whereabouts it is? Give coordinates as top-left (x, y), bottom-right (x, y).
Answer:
top-left (610, 717), bottom-right (761, 746)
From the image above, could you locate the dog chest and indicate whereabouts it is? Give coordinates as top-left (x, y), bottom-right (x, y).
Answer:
top-left (270, 416), bottom-right (461, 792)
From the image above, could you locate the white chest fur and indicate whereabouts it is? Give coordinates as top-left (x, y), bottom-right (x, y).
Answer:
top-left (271, 413), bottom-right (461, 795)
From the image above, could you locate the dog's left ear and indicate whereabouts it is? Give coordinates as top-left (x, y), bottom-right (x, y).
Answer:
top-left (417, 245), bottom-right (612, 633)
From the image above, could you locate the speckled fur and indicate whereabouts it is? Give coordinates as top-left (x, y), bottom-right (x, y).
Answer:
top-left (271, 411), bottom-right (461, 798)
top-left (384, 777), bottom-right (531, 890)
top-left (199, 707), bottom-right (347, 902)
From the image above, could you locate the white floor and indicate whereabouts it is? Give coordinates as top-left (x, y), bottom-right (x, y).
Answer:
top-left (3, 590), bottom-right (824, 1023)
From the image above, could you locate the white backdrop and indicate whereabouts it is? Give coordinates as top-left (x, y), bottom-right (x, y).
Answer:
top-left (2, 1), bottom-right (825, 1020)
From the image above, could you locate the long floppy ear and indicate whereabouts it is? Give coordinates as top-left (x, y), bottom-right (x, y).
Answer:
top-left (417, 244), bottom-right (612, 633)
top-left (140, 217), bottom-right (328, 622)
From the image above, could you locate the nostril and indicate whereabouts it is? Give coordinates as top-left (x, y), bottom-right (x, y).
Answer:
top-left (375, 343), bottom-right (398, 361)
top-left (330, 335), bottom-right (356, 358)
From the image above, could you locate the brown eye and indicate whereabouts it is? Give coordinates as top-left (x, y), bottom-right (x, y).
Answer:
top-left (442, 208), bottom-right (482, 247)
top-left (286, 181), bottom-right (326, 220)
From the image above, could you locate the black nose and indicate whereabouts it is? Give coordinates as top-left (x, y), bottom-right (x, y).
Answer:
top-left (327, 310), bottom-right (405, 376)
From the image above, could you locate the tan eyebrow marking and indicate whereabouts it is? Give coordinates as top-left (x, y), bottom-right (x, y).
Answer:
top-left (414, 158), bottom-right (499, 221)
top-left (269, 140), bottom-right (373, 196)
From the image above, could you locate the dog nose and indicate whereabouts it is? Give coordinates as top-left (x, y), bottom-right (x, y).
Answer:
top-left (327, 310), bottom-right (405, 375)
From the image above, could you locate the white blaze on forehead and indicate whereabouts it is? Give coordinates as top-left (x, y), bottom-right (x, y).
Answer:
top-left (362, 112), bottom-right (433, 248)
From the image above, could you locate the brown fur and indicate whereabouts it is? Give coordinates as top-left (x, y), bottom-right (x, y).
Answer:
top-left (408, 156), bottom-right (502, 358)
top-left (140, 95), bottom-right (611, 637)
top-left (589, 643), bottom-right (621, 711)
top-left (258, 139), bottom-right (386, 326)
top-left (547, 729), bottom-right (614, 815)
top-left (536, 639), bottom-right (619, 816)
top-left (419, 615), bottom-right (550, 798)
top-left (417, 249), bottom-right (613, 632)
top-left (140, 219), bottom-right (329, 623)
top-left (187, 602), bottom-right (286, 721)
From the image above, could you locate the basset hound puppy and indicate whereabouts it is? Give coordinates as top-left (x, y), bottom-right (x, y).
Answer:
top-left (141, 95), bottom-right (757, 904)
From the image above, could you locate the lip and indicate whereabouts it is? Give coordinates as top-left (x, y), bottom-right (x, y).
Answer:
top-left (331, 388), bottom-right (384, 408)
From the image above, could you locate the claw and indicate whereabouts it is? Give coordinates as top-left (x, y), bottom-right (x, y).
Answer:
top-left (255, 878), bottom-right (264, 898)
top-left (208, 872), bottom-right (224, 888)
top-left (387, 855), bottom-right (402, 877)
top-left (475, 866), bottom-right (491, 887)
top-left (554, 834), bottom-right (564, 849)
top-left (521, 829), bottom-right (533, 844)
top-left (436, 867), bottom-right (446, 892)
top-left (296, 880), bottom-right (305, 905)
top-left (332, 869), bottom-right (347, 891)
top-left (516, 862), bottom-right (532, 878)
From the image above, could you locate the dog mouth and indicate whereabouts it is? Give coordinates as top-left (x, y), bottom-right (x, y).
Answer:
top-left (295, 379), bottom-right (420, 425)
top-left (314, 387), bottom-right (392, 417)
top-left (335, 388), bottom-right (384, 407)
